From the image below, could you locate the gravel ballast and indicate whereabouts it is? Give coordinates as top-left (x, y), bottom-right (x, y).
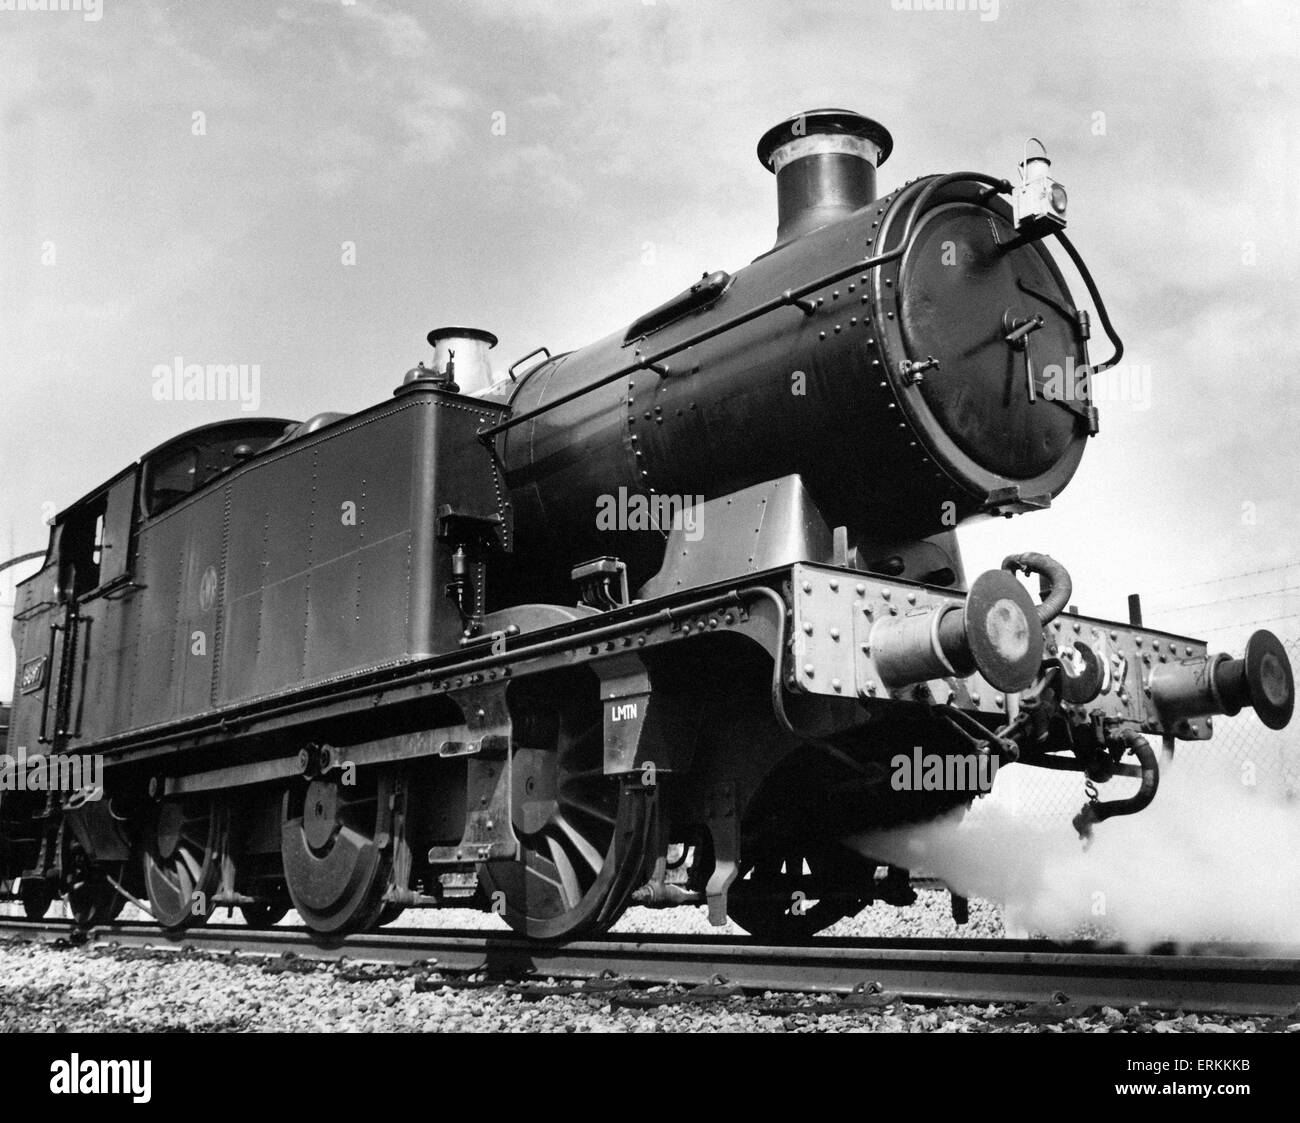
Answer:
top-left (0, 935), bottom-right (1292, 1033)
top-left (2, 892), bottom-right (1296, 1033)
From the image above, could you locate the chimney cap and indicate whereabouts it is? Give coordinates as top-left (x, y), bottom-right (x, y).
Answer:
top-left (427, 326), bottom-right (498, 348)
top-left (757, 108), bottom-right (893, 172)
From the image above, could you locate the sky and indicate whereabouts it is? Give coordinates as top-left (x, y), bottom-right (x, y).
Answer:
top-left (1, 0), bottom-right (1298, 699)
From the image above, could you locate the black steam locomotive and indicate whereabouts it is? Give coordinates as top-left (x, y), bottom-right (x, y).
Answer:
top-left (2, 110), bottom-right (1292, 939)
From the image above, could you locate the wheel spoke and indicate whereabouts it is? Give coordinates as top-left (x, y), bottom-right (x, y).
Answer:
top-left (142, 800), bottom-right (226, 930)
top-left (561, 796), bottom-right (616, 825)
top-left (177, 826), bottom-right (207, 851)
top-left (554, 815), bottom-right (604, 875)
top-left (154, 864), bottom-right (184, 893)
top-left (560, 766), bottom-right (608, 782)
top-left (177, 846), bottom-right (203, 887)
top-left (545, 835), bottom-right (582, 909)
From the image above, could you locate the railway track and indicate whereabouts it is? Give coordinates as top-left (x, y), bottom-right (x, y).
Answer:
top-left (3, 916), bottom-right (1298, 1017)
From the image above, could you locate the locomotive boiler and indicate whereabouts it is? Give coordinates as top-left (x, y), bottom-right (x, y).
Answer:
top-left (2, 110), bottom-right (1293, 940)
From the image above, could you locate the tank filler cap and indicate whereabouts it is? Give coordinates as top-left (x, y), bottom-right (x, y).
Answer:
top-left (398, 360), bottom-right (456, 395)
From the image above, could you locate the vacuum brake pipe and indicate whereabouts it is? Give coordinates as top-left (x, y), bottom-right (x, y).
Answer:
top-left (1071, 728), bottom-right (1159, 842)
top-left (1002, 552), bottom-right (1072, 625)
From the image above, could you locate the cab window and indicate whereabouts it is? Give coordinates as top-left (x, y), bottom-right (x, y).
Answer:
top-left (143, 429), bottom-right (283, 517)
top-left (145, 447), bottom-right (200, 515)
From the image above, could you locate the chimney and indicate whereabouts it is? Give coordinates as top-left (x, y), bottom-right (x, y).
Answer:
top-left (756, 109), bottom-right (893, 248)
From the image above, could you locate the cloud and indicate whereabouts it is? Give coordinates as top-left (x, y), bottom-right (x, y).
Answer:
top-left (485, 142), bottom-right (583, 203)
top-left (399, 85), bottom-right (471, 165)
top-left (34, 300), bottom-right (134, 322)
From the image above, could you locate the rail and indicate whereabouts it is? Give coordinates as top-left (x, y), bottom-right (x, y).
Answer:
top-left (2, 917), bottom-right (1296, 1016)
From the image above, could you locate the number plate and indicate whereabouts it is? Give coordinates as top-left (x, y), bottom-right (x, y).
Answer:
top-left (19, 655), bottom-right (48, 695)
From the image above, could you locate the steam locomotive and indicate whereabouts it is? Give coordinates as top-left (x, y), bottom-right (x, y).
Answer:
top-left (2, 110), bottom-right (1292, 940)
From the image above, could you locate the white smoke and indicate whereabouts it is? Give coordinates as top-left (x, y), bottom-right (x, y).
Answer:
top-left (855, 758), bottom-right (1300, 949)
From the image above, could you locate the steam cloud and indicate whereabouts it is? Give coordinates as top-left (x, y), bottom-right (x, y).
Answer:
top-left (855, 758), bottom-right (1300, 949)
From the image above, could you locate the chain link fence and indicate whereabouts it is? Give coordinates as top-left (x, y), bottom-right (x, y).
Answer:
top-left (989, 633), bottom-right (1299, 820)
